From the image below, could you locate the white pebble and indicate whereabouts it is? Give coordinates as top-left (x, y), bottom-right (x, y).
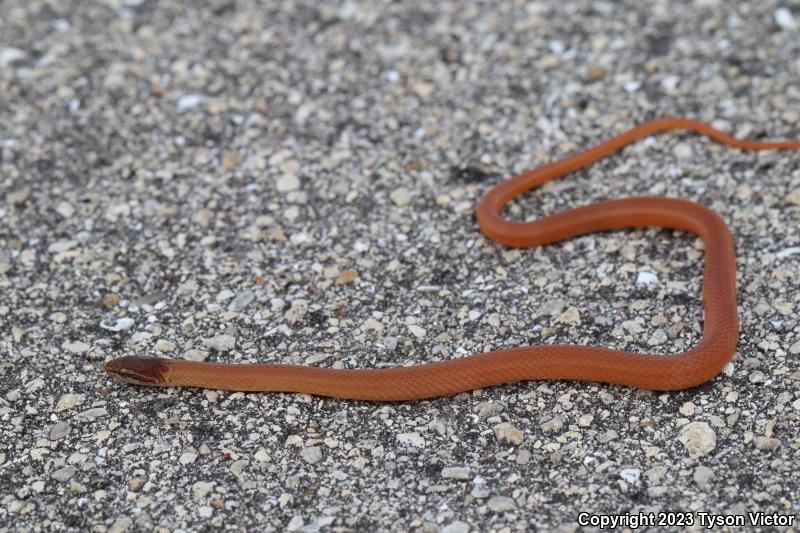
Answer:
top-left (286, 516), bottom-right (304, 532)
top-left (621, 320), bottom-right (643, 334)
top-left (191, 481), bottom-right (215, 500)
top-left (254, 449), bottom-right (272, 463)
top-left (396, 432), bottom-right (425, 447)
top-left (183, 349), bottom-right (209, 361)
top-left (636, 271), bottom-right (659, 285)
top-left (205, 334), bottom-right (236, 352)
top-left (215, 289), bottom-right (235, 301)
top-left (49, 421), bottom-right (70, 440)
top-left (679, 402), bottom-right (696, 416)
top-left (77, 407), bottom-right (107, 420)
top-left (623, 80), bottom-right (641, 92)
top-left (693, 466), bottom-right (714, 486)
top-left (679, 421), bottom-right (716, 458)
top-left (0, 48), bottom-right (26, 67)
top-left (555, 306), bottom-right (581, 325)
top-left (441, 467), bottom-right (470, 480)
top-left (389, 187), bottom-right (411, 206)
top-left (647, 329), bottom-right (668, 346)
top-left (493, 422), bottom-right (524, 445)
top-left (56, 393), bottom-right (85, 411)
top-left (775, 7), bottom-right (797, 30)
top-left (177, 94), bottom-right (203, 111)
top-left (100, 317), bottom-right (135, 332)
top-left (753, 436), bottom-right (781, 451)
top-left (276, 173), bottom-right (300, 192)
top-left (442, 522), bottom-right (471, 533)
top-left (619, 468), bottom-right (641, 483)
top-left (155, 339), bottom-right (175, 353)
top-left (661, 75), bottom-right (680, 92)
top-left (289, 232), bottom-right (310, 246)
top-left (673, 142), bottom-right (693, 159)
top-left (62, 340), bottom-right (90, 354)
top-left (48, 240), bottom-right (77, 253)
top-left (228, 290), bottom-right (256, 311)
top-left (179, 452), bottom-right (198, 465)
top-left (487, 495), bottom-right (516, 512)
top-left (300, 446), bottom-right (323, 464)
top-left (408, 325), bottom-right (426, 339)
top-left (383, 336), bottom-right (398, 350)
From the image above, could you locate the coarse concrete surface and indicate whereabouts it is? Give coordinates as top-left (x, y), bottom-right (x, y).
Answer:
top-left (1, 1), bottom-right (799, 531)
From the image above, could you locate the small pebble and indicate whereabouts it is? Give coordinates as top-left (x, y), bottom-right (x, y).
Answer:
top-left (336, 270), bottom-right (358, 285)
top-left (383, 336), bottom-right (398, 350)
top-left (752, 437), bottom-right (781, 451)
top-left (441, 467), bottom-right (470, 480)
top-left (155, 339), bottom-right (175, 352)
top-left (62, 341), bottom-right (90, 354)
top-left (49, 421), bottom-right (70, 440)
top-left (192, 481), bottom-right (215, 500)
top-left (389, 187), bottom-right (411, 206)
top-left (647, 330), bottom-right (668, 346)
top-left (52, 466), bottom-right (77, 482)
top-left (442, 522), bottom-right (471, 533)
top-left (230, 460), bottom-right (249, 475)
top-left (100, 317), bottom-right (135, 331)
top-left (636, 272), bottom-right (659, 285)
top-left (487, 496), bottom-right (516, 512)
top-left (396, 432), bottom-right (425, 447)
top-left (515, 449), bottom-right (531, 465)
top-left (408, 325), bottom-right (426, 339)
top-left (673, 142), bottom-right (693, 159)
top-left (300, 446), bottom-right (323, 464)
top-left (555, 307), bottom-right (581, 325)
top-left (541, 415), bottom-right (565, 433)
top-left (276, 173), bottom-right (300, 192)
top-left (102, 294), bottom-right (121, 309)
top-left (56, 394), bottom-right (85, 411)
top-left (128, 476), bottom-right (146, 492)
top-left (679, 402), bottom-right (695, 416)
top-left (183, 349), bottom-right (209, 361)
top-left (109, 517), bottom-right (132, 533)
top-left (228, 290), bottom-right (256, 311)
top-left (177, 94), bottom-right (203, 111)
top-left (679, 422), bottom-right (716, 458)
top-left (775, 7), bottom-right (797, 30)
top-left (179, 452), bottom-right (198, 465)
top-left (474, 402), bottom-right (504, 419)
top-left (0, 47), bottom-right (27, 66)
top-left (205, 334), bottom-right (236, 352)
top-left (619, 468), bottom-right (641, 483)
top-left (693, 466), bottom-right (714, 486)
top-left (493, 422), bottom-right (524, 445)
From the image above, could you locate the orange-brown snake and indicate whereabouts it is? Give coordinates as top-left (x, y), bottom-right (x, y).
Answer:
top-left (105, 118), bottom-right (800, 400)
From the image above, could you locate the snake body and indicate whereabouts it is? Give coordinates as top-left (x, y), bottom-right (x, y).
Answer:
top-left (105, 118), bottom-right (800, 400)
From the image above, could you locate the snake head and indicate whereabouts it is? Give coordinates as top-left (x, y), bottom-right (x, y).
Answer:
top-left (105, 356), bottom-right (168, 387)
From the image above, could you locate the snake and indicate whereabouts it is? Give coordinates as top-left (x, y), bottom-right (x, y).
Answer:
top-left (105, 118), bottom-right (800, 400)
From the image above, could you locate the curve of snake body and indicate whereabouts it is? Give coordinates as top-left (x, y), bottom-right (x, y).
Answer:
top-left (105, 118), bottom-right (800, 400)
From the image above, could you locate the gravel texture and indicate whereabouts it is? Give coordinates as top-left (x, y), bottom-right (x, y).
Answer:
top-left (2, 1), bottom-right (800, 531)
